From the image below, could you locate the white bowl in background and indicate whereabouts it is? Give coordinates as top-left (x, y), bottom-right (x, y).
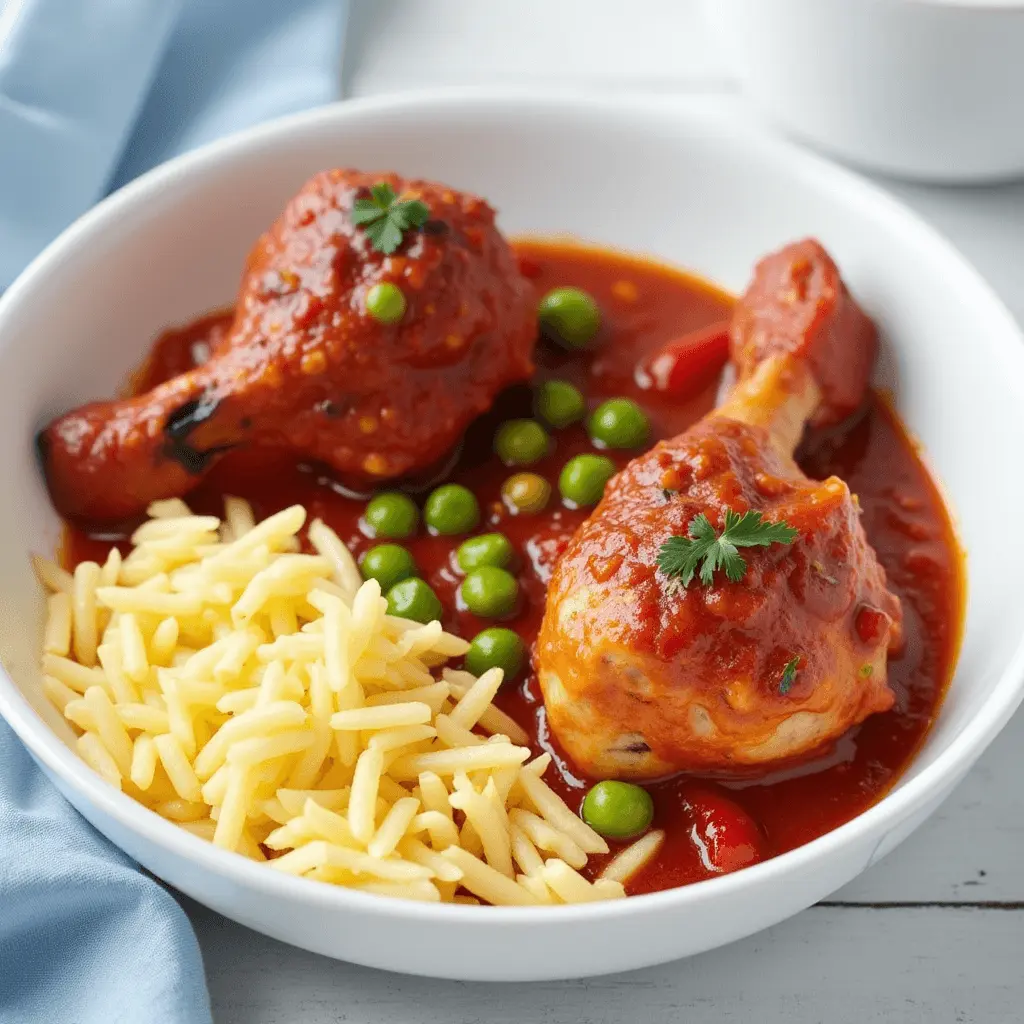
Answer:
top-left (1, 91), bottom-right (1023, 981)
top-left (701, 0), bottom-right (1024, 183)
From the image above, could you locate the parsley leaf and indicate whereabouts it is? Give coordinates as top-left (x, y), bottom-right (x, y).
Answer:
top-left (779, 656), bottom-right (800, 695)
top-left (352, 200), bottom-right (386, 226)
top-left (656, 508), bottom-right (799, 588)
top-left (656, 514), bottom-right (719, 587)
top-left (370, 182), bottom-right (395, 207)
top-left (351, 182), bottom-right (431, 254)
top-left (364, 217), bottom-right (404, 255)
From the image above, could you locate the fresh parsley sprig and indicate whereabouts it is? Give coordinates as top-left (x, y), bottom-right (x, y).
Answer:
top-left (352, 183), bottom-right (430, 255)
top-left (656, 508), bottom-right (798, 587)
top-left (779, 657), bottom-right (800, 695)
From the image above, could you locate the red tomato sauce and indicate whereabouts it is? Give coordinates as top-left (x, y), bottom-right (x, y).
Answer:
top-left (64, 240), bottom-right (965, 895)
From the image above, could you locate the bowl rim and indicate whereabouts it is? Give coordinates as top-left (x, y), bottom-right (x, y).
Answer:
top-left (2, 87), bottom-right (1024, 926)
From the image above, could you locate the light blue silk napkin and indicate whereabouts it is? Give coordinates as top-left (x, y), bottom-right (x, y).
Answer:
top-left (0, 1), bottom-right (347, 1020)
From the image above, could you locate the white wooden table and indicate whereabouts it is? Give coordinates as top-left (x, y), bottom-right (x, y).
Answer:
top-left (190, 3), bottom-right (1024, 1020)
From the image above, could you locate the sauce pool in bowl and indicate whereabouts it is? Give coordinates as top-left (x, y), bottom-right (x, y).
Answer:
top-left (64, 239), bottom-right (965, 896)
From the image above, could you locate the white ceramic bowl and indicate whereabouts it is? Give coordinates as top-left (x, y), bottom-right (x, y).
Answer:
top-left (1, 91), bottom-right (1023, 982)
top-left (702, 0), bottom-right (1024, 183)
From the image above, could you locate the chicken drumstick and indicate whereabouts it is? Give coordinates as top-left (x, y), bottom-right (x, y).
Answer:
top-left (39, 170), bottom-right (537, 521)
top-left (536, 240), bottom-right (902, 779)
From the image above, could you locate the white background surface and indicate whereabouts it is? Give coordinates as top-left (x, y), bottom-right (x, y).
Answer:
top-left (191, 1), bottom-right (1024, 1019)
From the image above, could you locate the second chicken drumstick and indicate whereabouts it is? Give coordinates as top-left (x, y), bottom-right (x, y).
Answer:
top-left (536, 239), bottom-right (902, 779)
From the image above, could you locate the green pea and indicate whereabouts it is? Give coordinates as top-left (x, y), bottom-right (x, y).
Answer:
top-left (538, 287), bottom-right (601, 349)
top-left (465, 627), bottom-right (527, 682)
top-left (360, 544), bottom-right (417, 592)
top-left (587, 398), bottom-right (650, 449)
top-left (501, 472), bottom-right (552, 515)
top-left (558, 454), bottom-right (616, 508)
top-left (494, 419), bottom-right (550, 466)
top-left (366, 282), bottom-right (407, 324)
top-left (581, 780), bottom-right (654, 839)
top-left (364, 492), bottom-right (419, 539)
top-left (456, 533), bottom-right (515, 573)
top-left (535, 379), bottom-right (586, 429)
top-left (385, 577), bottom-right (443, 624)
top-left (460, 566), bottom-right (519, 618)
top-left (423, 484), bottom-right (480, 536)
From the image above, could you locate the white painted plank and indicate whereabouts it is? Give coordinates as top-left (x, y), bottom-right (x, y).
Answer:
top-left (192, 901), bottom-right (1024, 1024)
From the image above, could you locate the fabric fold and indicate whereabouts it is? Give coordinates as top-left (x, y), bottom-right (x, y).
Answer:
top-left (0, 719), bottom-right (214, 1023)
top-left (0, 0), bottom-right (184, 288)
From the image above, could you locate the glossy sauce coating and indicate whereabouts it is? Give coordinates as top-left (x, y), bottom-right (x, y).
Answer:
top-left (64, 240), bottom-right (963, 896)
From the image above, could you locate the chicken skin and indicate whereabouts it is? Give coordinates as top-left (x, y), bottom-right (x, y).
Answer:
top-left (39, 170), bottom-right (537, 521)
top-left (536, 240), bottom-right (902, 779)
